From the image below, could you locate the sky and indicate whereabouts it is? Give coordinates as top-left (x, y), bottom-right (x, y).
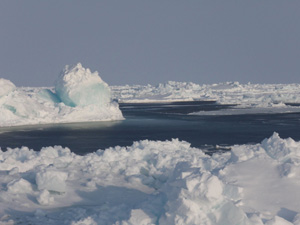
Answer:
top-left (0, 1), bottom-right (299, 87)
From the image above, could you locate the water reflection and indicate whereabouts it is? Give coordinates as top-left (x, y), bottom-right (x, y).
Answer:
top-left (0, 120), bottom-right (121, 133)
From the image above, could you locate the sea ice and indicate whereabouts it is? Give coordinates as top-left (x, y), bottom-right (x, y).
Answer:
top-left (36, 168), bottom-right (68, 193)
top-left (7, 178), bottom-right (33, 194)
top-left (111, 81), bottom-right (300, 116)
top-left (2, 72), bottom-right (300, 126)
top-left (112, 81), bottom-right (300, 110)
top-left (36, 189), bottom-right (54, 206)
top-left (55, 63), bottom-right (111, 107)
top-left (0, 63), bottom-right (123, 127)
top-left (0, 133), bottom-right (299, 224)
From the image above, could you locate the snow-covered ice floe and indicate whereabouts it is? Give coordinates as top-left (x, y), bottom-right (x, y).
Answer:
top-left (0, 133), bottom-right (300, 224)
top-left (0, 63), bottom-right (123, 127)
top-left (112, 81), bottom-right (300, 113)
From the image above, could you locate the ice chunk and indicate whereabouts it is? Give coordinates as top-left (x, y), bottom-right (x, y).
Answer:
top-left (262, 132), bottom-right (300, 162)
top-left (0, 63), bottom-right (123, 127)
top-left (265, 216), bottom-right (294, 225)
top-left (37, 189), bottom-right (54, 205)
top-left (71, 217), bottom-right (97, 225)
top-left (55, 63), bottom-right (111, 107)
top-left (7, 178), bottom-right (33, 194)
top-left (38, 89), bottom-right (61, 103)
top-left (124, 209), bottom-right (156, 225)
top-left (34, 209), bottom-right (46, 217)
top-left (8, 167), bottom-right (19, 175)
top-left (36, 168), bottom-right (68, 193)
top-left (0, 78), bottom-right (16, 97)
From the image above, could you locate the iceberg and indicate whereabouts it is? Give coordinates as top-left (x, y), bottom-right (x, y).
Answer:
top-left (55, 63), bottom-right (111, 107)
top-left (0, 63), bottom-right (123, 127)
top-left (0, 134), bottom-right (300, 224)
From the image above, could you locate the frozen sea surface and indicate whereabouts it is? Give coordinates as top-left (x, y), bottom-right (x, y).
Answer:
top-left (2, 76), bottom-right (300, 224)
top-left (1, 102), bottom-right (300, 224)
top-left (1, 132), bottom-right (300, 224)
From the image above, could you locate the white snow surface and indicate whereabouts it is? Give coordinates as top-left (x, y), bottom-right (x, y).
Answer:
top-left (0, 63), bottom-right (123, 127)
top-left (1, 133), bottom-right (300, 224)
top-left (112, 81), bottom-right (300, 108)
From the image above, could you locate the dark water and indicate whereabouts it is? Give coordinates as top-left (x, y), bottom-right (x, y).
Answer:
top-left (0, 101), bottom-right (300, 155)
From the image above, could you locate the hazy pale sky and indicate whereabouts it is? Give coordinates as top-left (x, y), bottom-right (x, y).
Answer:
top-left (0, 1), bottom-right (299, 87)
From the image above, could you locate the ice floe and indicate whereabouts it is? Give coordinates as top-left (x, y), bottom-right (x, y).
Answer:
top-left (0, 63), bottom-right (123, 127)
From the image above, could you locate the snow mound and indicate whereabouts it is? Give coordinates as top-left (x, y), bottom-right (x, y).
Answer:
top-left (1, 134), bottom-right (300, 224)
top-left (55, 63), bottom-right (111, 107)
top-left (0, 78), bottom-right (16, 97)
top-left (0, 64), bottom-right (123, 127)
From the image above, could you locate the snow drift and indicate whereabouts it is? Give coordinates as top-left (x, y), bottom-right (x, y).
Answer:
top-left (0, 63), bottom-right (123, 127)
top-left (0, 133), bottom-right (300, 224)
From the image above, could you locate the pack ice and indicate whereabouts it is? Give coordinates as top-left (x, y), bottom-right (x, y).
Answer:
top-left (112, 81), bottom-right (300, 105)
top-left (0, 133), bottom-right (300, 224)
top-left (112, 81), bottom-right (300, 114)
top-left (0, 63), bottom-right (123, 127)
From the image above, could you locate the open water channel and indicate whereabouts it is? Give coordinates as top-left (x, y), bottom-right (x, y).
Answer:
top-left (0, 101), bottom-right (300, 155)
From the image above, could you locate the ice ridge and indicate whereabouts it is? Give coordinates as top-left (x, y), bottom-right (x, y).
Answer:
top-left (0, 63), bottom-right (123, 127)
